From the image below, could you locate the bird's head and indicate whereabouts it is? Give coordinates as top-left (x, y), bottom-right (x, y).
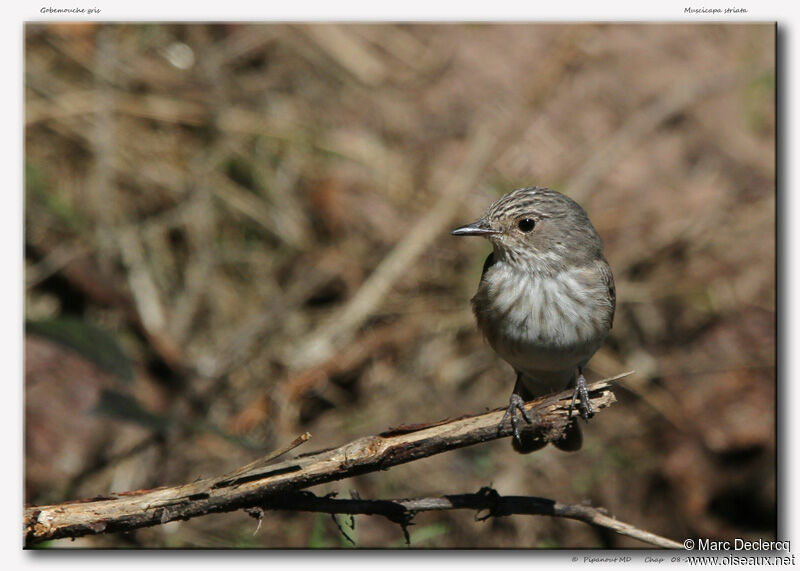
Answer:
top-left (451, 187), bottom-right (603, 269)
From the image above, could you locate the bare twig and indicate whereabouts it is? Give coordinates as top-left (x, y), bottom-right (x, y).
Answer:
top-left (24, 375), bottom-right (627, 545)
top-left (247, 487), bottom-right (682, 549)
top-left (551, 500), bottom-right (683, 549)
top-left (215, 432), bottom-right (312, 486)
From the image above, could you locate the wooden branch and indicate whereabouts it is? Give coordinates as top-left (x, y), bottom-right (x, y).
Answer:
top-left (246, 487), bottom-right (682, 549)
top-left (24, 374), bottom-right (629, 546)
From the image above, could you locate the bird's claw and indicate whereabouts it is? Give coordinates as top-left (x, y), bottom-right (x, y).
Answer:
top-left (500, 393), bottom-right (533, 443)
top-left (569, 372), bottom-right (594, 421)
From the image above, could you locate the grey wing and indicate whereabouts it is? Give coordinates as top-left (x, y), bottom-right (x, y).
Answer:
top-left (599, 256), bottom-right (616, 329)
top-left (470, 251), bottom-right (496, 316)
top-left (480, 251), bottom-right (496, 282)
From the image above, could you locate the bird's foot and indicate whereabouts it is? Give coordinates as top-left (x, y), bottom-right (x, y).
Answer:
top-left (569, 372), bottom-right (594, 421)
top-left (500, 393), bottom-right (534, 444)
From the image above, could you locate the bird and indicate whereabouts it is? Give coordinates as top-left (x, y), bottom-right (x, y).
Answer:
top-left (451, 187), bottom-right (615, 453)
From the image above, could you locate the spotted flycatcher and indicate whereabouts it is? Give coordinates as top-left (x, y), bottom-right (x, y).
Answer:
top-left (451, 187), bottom-right (615, 453)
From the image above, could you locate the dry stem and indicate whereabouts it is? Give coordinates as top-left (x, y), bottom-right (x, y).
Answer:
top-left (247, 487), bottom-right (682, 549)
top-left (25, 375), bottom-right (628, 545)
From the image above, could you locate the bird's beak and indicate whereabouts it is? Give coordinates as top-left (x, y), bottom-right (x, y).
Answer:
top-left (450, 218), bottom-right (500, 237)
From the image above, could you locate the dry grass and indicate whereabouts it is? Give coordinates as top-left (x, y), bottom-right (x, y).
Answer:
top-left (24, 22), bottom-right (775, 548)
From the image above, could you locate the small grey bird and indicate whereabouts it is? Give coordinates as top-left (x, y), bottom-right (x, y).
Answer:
top-left (451, 187), bottom-right (615, 453)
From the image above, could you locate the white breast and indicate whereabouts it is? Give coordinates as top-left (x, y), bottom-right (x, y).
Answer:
top-left (473, 261), bottom-right (609, 394)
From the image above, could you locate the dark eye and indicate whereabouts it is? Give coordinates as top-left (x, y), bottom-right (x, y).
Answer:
top-left (517, 218), bottom-right (536, 232)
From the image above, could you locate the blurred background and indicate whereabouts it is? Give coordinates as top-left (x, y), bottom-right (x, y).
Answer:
top-left (24, 23), bottom-right (775, 548)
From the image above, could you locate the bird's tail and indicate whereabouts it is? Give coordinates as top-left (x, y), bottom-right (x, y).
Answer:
top-left (551, 418), bottom-right (583, 451)
top-left (512, 373), bottom-right (583, 453)
top-left (512, 419), bottom-right (582, 453)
